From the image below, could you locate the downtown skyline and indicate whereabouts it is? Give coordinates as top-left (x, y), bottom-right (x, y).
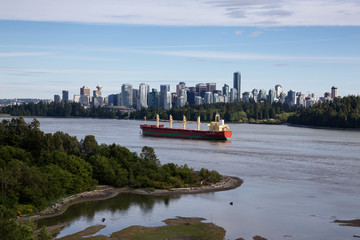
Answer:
top-left (1, 0), bottom-right (360, 99)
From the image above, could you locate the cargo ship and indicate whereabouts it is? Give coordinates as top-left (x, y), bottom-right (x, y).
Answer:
top-left (140, 113), bottom-right (232, 140)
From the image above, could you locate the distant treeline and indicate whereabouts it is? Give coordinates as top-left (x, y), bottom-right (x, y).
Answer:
top-left (0, 101), bottom-right (296, 123)
top-left (1, 96), bottom-right (360, 128)
top-left (130, 101), bottom-right (296, 123)
top-left (0, 102), bottom-right (124, 119)
top-left (288, 96), bottom-right (360, 128)
top-left (0, 117), bottom-right (221, 239)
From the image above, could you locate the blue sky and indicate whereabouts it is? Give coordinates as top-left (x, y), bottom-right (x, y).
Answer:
top-left (1, 0), bottom-right (360, 99)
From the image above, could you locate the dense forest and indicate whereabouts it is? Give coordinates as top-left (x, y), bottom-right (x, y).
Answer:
top-left (288, 96), bottom-right (360, 128)
top-left (1, 96), bottom-right (360, 128)
top-left (0, 102), bottom-right (124, 119)
top-left (0, 101), bottom-right (295, 123)
top-left (0, 118), bottom-right (221, 239)
top-left (130, 101), bottom-right (295, 123)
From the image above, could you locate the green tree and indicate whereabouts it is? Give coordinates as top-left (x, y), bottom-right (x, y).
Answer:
top-left (80, 135), bottom-right (98, 156)
top-left (140, 146), bottom-right (160, 166)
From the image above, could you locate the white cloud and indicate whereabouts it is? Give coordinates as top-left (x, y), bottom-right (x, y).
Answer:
top-left (146, 50), bottom-right (360, 63)
top-left (0, 0), bottom-right (359, 26)
top-left (234, 30), bottom-right (242, 35)
top-left (0, 67), bottom-right (142, 75)
top-left (0, 52), bottom-right (52, 57)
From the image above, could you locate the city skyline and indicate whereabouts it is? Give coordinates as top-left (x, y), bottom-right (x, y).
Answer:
top-left (1, 0), bottom-right (360, 99)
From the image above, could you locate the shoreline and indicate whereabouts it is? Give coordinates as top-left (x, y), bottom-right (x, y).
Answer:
top-left (3, 115), bottom-right (360, 130)
top-left (19, 176), bottom-right (243, 222)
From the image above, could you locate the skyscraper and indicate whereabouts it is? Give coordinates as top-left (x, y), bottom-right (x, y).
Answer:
top-left (62, 90), bottom-right (69, 103)
top-left (132, 89), bottom-right (138, 109)
top-left (80, 86), bottom-right (90, 106)
top-left (121, 83), bottom-right (133, 108)
top-left (258, 89), bottom-right (267, 102)
top-left (230, 88), bottom-right (238, 103)
top-left (242, 92), bottom-right (251, 103)
top-left (93, 84), bottom-right (102, 97)
top-left (233, 72), bottom-right (241, 102)
top-left (331, 86), bottom-right (338, 99)
top-left (268, 89), bottom-right (276, 104)
top-left (204, 92), bottom-right (213, 104)
top-left (275, 84), bottom-right (282, 98)
top-left (138, 83), bottom-right (148, 110)
top-left (148, 88), bottom-right (159, 108)
top-left (251, 89), bottom-right (258, 102)
top-left (206, 83), bottom-right (216, 93)
top-left (160, 84), bottom-right (171, 109)
top-left (195, 83), bottom-right (207, 98)
top-left (176, 82), bottom-right (186, 96)
top-left (80, 86), bottom-right (90, 97)
top-left (222, 84), bottom-right (229, 98)
top-left (54, 95), bottom-right (61, 103)
top-left (286, 90), bottom-right (296, 106)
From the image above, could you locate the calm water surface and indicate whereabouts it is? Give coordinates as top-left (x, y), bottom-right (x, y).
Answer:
top-left (12, 118), bottom-right (360, 239)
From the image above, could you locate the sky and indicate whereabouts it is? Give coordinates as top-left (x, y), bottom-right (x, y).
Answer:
top-left (1, 0), bottom-right (360, 99)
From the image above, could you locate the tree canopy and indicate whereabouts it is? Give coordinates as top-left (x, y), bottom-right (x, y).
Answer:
top-left (288, 96), bottom-right (360, 128)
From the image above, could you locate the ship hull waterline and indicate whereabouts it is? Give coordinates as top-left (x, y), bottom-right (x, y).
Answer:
top-left (140, 124), bottom-right (232, 141)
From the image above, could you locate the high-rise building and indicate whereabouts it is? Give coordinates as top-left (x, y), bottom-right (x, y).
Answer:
top-left (204, 92), bottom-right (213, 104)
top-left (194, 96), bottom-right (202, 105)
top-left (251, 89), bottom-right (258, 102)
top-left (331, 86), bottom-right (338, 99)
top-left (166, 92), bottom-right (172, 110)
top-left (179, 88), bottom-right (187, 103)
top-left (137, 83), bottom-right (148, 110)
top-left (121, 83), bottom-right (133, 108)
top-left (242, 92), bottom-right (251, 103)
top-left (132, 89), bottom-right (138, 109)
top-left (73, 95), bottom-right (80, 103)
top-left (92, 85), bottom-right (103, 107)
top-left (279, 92), bottom-right (286, 104)
top-left (206, 83), bottom-right (216, 93)
top-left (268, 89), bottom-right (276, 104)
top-left (222, 84), bottom-right (229, 98)
top-left (187, 87), bottom-right (196, 105)
top-left (297, 93), bottom-right (306, 107)
top-left (176, 82), bottom-right (186, 96)
top-left (160, 84), bottom-right (171, 109)
top-left (230, 88), bottom-right (238, 103)
top-left (233, 72), bottom-right (241, 102)
top-left (148, 88), bottom-right (159, 108)
top-left (177, 96), bottom-right (186, 107)
top-left (80, 86), bottom-right (90, 97)
top-left (108, 94), bottom-right (120, 106)
top-left (93, 85), bottom-right (102, 97)
top-left (258, 89), bottom-right (267, 102)
top-left (54, 95), bottom-right (61, 103)
top-left (196, 83), bottom-right (207, 98)
top-left (286, 90), bottom-right (296, 106)
top-left (62, 90), bottom-right (69, 103)
top-left (275, 84), bottom-right (282, 98)
top-left (80, 86), bottom-right (90, 106)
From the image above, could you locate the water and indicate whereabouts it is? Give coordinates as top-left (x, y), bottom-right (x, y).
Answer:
top-left (5, 117), bottom-right (360, 239)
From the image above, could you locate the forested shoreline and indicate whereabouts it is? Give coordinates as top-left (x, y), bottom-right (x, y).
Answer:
top-left (1, 96), bottom-right (360, 128)
top-left (288, 96), bottom-right (360, 128)
top-left (0, 117), bottom-right (221, 239)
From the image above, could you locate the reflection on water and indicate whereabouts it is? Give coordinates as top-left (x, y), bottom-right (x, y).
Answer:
top-left (37, 193), bottom-right (181, 238)
top-left (6, 117), bottom-right (360, 240)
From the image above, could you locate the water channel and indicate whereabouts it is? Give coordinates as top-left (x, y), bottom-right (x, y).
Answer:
top-left (11, 117), bottom-right (360, 239)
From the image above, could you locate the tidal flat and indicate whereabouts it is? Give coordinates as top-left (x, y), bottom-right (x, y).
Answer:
top-left (55, 217), bottom-right (268, 240)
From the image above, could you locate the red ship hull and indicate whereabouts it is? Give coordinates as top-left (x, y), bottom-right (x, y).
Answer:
top-left (140, 124), bottom-right (232, 140)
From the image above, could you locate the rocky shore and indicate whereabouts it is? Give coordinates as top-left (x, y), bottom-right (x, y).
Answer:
top-left (133, 175), bottom-right (243, 195)
top-left (19, 175), bottom-right (242, 222)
